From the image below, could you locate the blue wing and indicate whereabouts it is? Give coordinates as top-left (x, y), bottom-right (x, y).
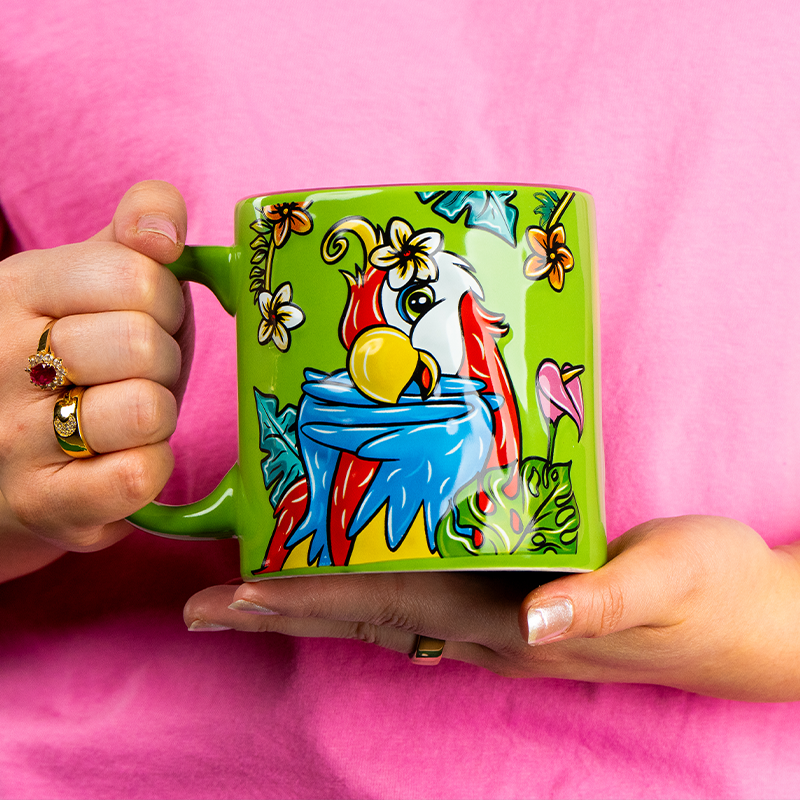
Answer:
top-left (285, 370), bottom-right (499, 563)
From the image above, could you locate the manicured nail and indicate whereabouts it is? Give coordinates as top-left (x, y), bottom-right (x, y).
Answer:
top-left (137, 214), bottom-right (178, 244)
top-left (188, 620), bottom-right (233, 632)
top-left (526, 598), bottom-right (574, 645)
top-left (228, 599), bottom-right (279, 615)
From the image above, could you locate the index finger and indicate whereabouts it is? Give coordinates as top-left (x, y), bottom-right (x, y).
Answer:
top-left (12, 241), bottom-right (185, 335)
top-left (219, 571), bottom-right (529, 647)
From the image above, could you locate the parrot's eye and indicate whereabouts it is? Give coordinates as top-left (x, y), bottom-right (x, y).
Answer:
top-left (398, 284), bottom-right (436, 323)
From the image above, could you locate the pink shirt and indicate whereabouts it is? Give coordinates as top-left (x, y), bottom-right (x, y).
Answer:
top-left (2, 1), bottom-right (799, 797)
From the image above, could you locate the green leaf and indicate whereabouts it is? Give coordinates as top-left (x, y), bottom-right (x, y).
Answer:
top-left (524, 459), bottom-right (580, 552)
top-left (249, 232), bottom-right (270, 248)
top-left (254, 389), bottom-right (305, 507)
top-left (249, 264), bottom-right (266, 298)
top-left (533, 190), bottom-right (561, 227)
top-left (250, 209), bottom-right (273, 235)
top-left (435, 457), bottom-right (580, 557)
top-left (250, 247), bottom-right (270, 265)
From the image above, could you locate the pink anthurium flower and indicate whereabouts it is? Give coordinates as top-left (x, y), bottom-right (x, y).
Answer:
top-left (536, 359), bottom-right (585, 463)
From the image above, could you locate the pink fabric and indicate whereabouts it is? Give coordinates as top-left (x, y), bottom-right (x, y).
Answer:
top-left (2, 1), bottom-right (800, 797)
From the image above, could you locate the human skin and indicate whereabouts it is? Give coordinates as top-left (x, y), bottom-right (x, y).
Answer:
top-left (0, 181), bottom-right (192, 582)
top-left (4, 184), bottom-right (800, 702)
top-left (184, 516), bottom-right (800, 703)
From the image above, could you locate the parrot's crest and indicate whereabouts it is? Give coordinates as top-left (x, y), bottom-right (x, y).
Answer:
top-left (338, 266), bottom-right (387, 350)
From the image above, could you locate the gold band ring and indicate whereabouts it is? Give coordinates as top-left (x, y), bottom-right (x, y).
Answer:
top-left (409, 635), bottom-right (445, 665)
top-left (54, 387), bottom-right (95, 458)
top-left (26, 320), bottom-right (73, 391)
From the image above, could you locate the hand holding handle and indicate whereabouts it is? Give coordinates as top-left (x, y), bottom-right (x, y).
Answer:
top-left (128, 245), bottom-right (242, 540)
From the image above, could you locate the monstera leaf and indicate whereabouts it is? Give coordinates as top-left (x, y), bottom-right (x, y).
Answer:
top-left (254, 389), bottom-right (305, 507)
top-left (417, 190), bottom-right (519, 245)
top-left (435, 457), bottom-right (580, 557)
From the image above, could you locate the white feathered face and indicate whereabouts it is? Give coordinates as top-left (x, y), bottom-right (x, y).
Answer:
top-left (379, 251), bottom-right (483, 375)
top-left (342, 217), bottom-right (487, 406)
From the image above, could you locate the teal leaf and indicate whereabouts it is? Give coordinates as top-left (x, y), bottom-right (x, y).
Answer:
top-left (254, 389), bottom-right (305, 507)
top-left (435, 457), bottom-right (580, 557)
top-left (417, 190), bottom-right (519, 245)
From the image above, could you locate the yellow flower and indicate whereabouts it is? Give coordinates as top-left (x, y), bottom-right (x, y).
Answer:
top-left (264, 201), bottom-right (313, 248)
top-left (368, 217), bottom-right (443, 289)
top-left (523, 224), bottom-right (574, 292)
top-left (257, 283), bottom-right (305, 351)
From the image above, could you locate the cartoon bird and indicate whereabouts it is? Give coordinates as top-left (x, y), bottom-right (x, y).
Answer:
top-left (257, 216), bottom-right (521, 571)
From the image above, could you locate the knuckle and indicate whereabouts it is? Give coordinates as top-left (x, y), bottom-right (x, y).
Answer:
top-left (115, 451), bottom-right (158, 508)
top-left (121, 312), bottom-right (159, 373)
top-left (131, 381), bottom-right (166, 440)
top-left (351, 621), bottom-right (382, 646)
top-left (366, 575), bottom-right (417, 632)
top-left (63, 525), bottom-right (107, 552)
top-left (116, 254), bottom-right (160, 310)
top-left (591, 581), bottom-right (626, 638)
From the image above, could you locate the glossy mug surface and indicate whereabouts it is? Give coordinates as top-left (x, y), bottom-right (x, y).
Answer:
top-left (129, 185), bottom-right (606, 579)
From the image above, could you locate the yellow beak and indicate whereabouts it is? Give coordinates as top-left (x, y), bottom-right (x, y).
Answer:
top-left (347, 327), bottom-right (441, 404)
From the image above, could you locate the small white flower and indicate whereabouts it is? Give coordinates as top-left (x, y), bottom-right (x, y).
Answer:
top-left (258, 282), bottom-right (305, 351)
top-left (368, 217), bottom-right (442, 289)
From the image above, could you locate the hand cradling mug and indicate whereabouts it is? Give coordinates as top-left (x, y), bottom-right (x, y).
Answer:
top-left (129, 185), bottom-right (606, 579)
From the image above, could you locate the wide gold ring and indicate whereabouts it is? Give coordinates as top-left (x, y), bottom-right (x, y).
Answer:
top-left (53, 387), bottom-right (95, 458)
top-left (409, 635), bottom-right (445, 666)
top-left (26, 320), bottom-right (73, 391)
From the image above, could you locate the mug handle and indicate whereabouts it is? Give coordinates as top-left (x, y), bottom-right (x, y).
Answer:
top-left (127, 245), bottom-right (241, 540)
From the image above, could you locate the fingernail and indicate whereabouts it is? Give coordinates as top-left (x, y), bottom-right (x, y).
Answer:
top-left (137, 214), bottom-right (178, 244)
top-left (188, 620), bottom-right (233, 632)
top-left (526, 598), bottom-right (574, 645)
top-left (228, 599), bottom-right (279, 615)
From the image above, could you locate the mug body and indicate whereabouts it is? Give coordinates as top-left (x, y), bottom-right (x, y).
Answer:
top-left (228, 185), bottom-right (605, 578)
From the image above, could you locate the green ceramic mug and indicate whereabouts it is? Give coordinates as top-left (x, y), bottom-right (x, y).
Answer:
top-left (129, 185), bottom-right (606, 579)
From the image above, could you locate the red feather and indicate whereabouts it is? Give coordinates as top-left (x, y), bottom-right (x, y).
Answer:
top-left (458, 291), bottom-right (521, 471)
top-left (328, 453), bottom-right (381, 565)
top-left (253, 478), bottom-right (309, 574)
top-left (339, 267), bottom-right (387, 349)
top-left (328, 267), bottom-right (390, 564)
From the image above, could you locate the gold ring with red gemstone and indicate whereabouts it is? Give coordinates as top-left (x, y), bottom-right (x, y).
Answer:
top-left (26, 320), bottom-right (73, 391)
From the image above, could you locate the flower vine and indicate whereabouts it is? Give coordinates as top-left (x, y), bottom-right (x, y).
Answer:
top-left (249, 200), bottom-right (312, 351)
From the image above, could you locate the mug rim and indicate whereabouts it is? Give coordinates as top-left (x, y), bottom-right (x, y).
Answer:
top-left (237, 181), bottom-right (592, 204)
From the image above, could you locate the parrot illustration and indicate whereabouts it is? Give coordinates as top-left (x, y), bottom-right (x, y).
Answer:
top-left (255, 215), bottom-right (521, 572)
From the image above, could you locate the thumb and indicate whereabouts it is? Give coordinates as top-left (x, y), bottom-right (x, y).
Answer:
top-left (90, 180), bottom-right (187, 265)
top-left (519, 519), bottom-right (691, 645)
